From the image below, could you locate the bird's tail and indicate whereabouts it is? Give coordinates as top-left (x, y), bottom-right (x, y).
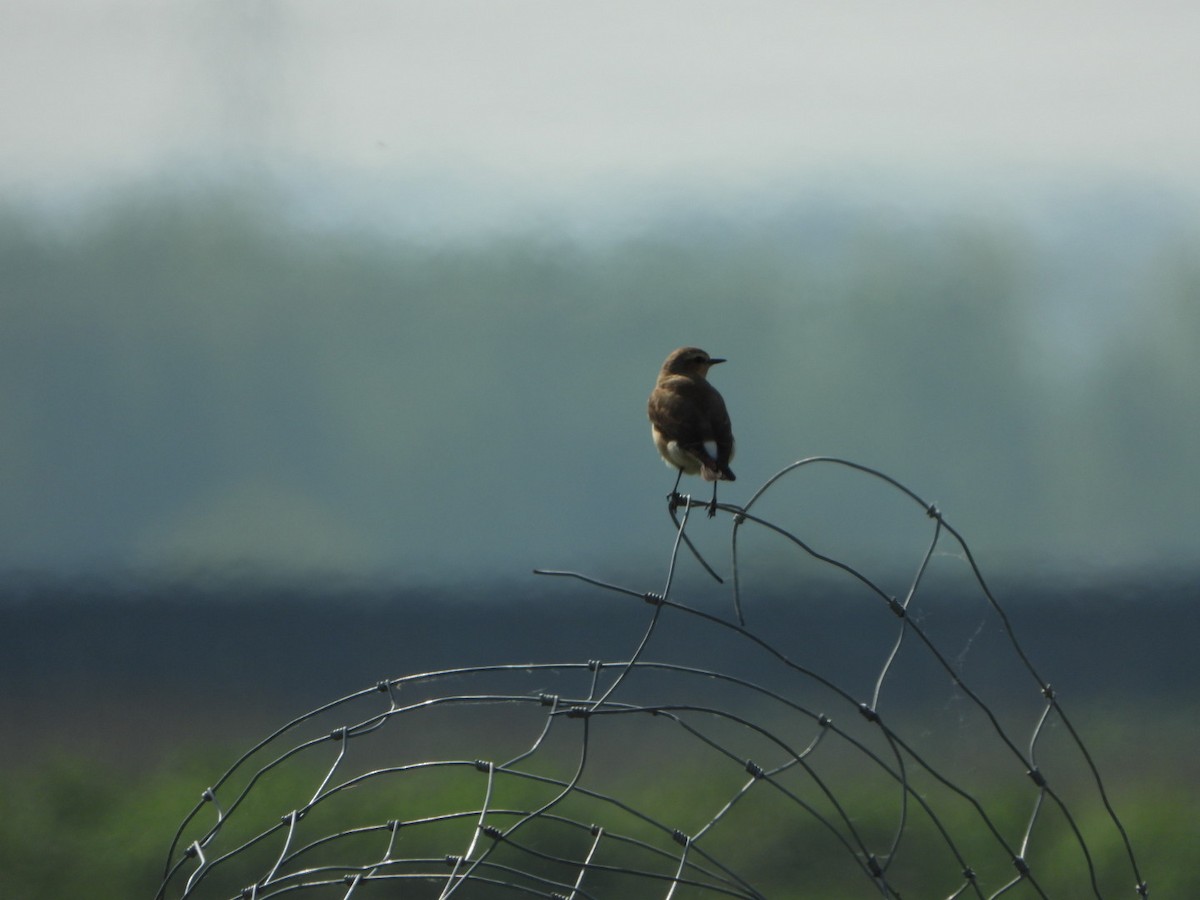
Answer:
top-left (702, 464), bottom-right (735, 482)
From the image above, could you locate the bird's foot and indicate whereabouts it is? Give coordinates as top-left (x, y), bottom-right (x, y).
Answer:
top-left (707, 499), bottom-right (718, 518)
top-left (668, 491), bottom-right (686, 513)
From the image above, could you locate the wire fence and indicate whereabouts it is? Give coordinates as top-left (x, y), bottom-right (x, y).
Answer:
top-left (155, 457), bottom-right (1150, 899)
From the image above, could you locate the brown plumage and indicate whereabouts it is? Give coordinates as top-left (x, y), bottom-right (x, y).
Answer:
top-left (647, 346), bottom-right (735, 516)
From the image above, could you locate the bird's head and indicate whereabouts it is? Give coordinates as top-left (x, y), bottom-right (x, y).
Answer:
top-left (661, 346), bottom-right (726, 379)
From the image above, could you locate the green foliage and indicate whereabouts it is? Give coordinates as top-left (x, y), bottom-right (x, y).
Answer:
top-left (0, 726), bottom-right (1192, 900)
top-left (0, 751), bottom-right (225, 900)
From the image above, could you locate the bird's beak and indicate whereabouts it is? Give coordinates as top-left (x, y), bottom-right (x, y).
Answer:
top-left (708, 357), bottom-right (726, 365)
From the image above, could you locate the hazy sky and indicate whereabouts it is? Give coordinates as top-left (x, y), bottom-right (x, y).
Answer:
top-left (4, 1), bottom-right (1199, 204)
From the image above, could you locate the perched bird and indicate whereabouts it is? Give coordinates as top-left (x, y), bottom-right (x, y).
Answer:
top-left (647, 346), bottom-right (736, 517)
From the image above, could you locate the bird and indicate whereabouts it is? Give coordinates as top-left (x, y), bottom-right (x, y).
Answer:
top-left (647, 346), bottom-right (736, 517)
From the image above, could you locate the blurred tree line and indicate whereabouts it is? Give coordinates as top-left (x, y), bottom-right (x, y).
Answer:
top-left (1, 185), bottom-right (1197, 575)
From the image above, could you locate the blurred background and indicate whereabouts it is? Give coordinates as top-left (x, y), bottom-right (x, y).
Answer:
top-left (1, 2), bottom-right (1197, 896)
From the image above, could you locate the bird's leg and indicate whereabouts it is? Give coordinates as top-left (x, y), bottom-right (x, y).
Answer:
top-left (668, 468), bottom-right (685, 512)
top-left (707, 482), bottom-right (719, 518)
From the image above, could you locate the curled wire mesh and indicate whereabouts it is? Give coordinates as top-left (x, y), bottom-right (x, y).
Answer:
top-left (156, 457), bottom-right (1149, 899)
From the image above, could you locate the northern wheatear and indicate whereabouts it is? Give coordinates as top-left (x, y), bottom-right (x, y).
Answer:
top-left (648, 346), bottom-right (736, 517)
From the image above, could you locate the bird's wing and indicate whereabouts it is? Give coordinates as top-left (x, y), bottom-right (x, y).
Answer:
top-left (703, 388), bottom-right (735, 481)
top-left (648, 377), bottom-right (728, 473)
top-left (706, 388), bottom-right (735, 470)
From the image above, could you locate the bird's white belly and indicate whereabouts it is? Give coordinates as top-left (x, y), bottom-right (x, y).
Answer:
top-left (652, 428), bottom-right (704, 475)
